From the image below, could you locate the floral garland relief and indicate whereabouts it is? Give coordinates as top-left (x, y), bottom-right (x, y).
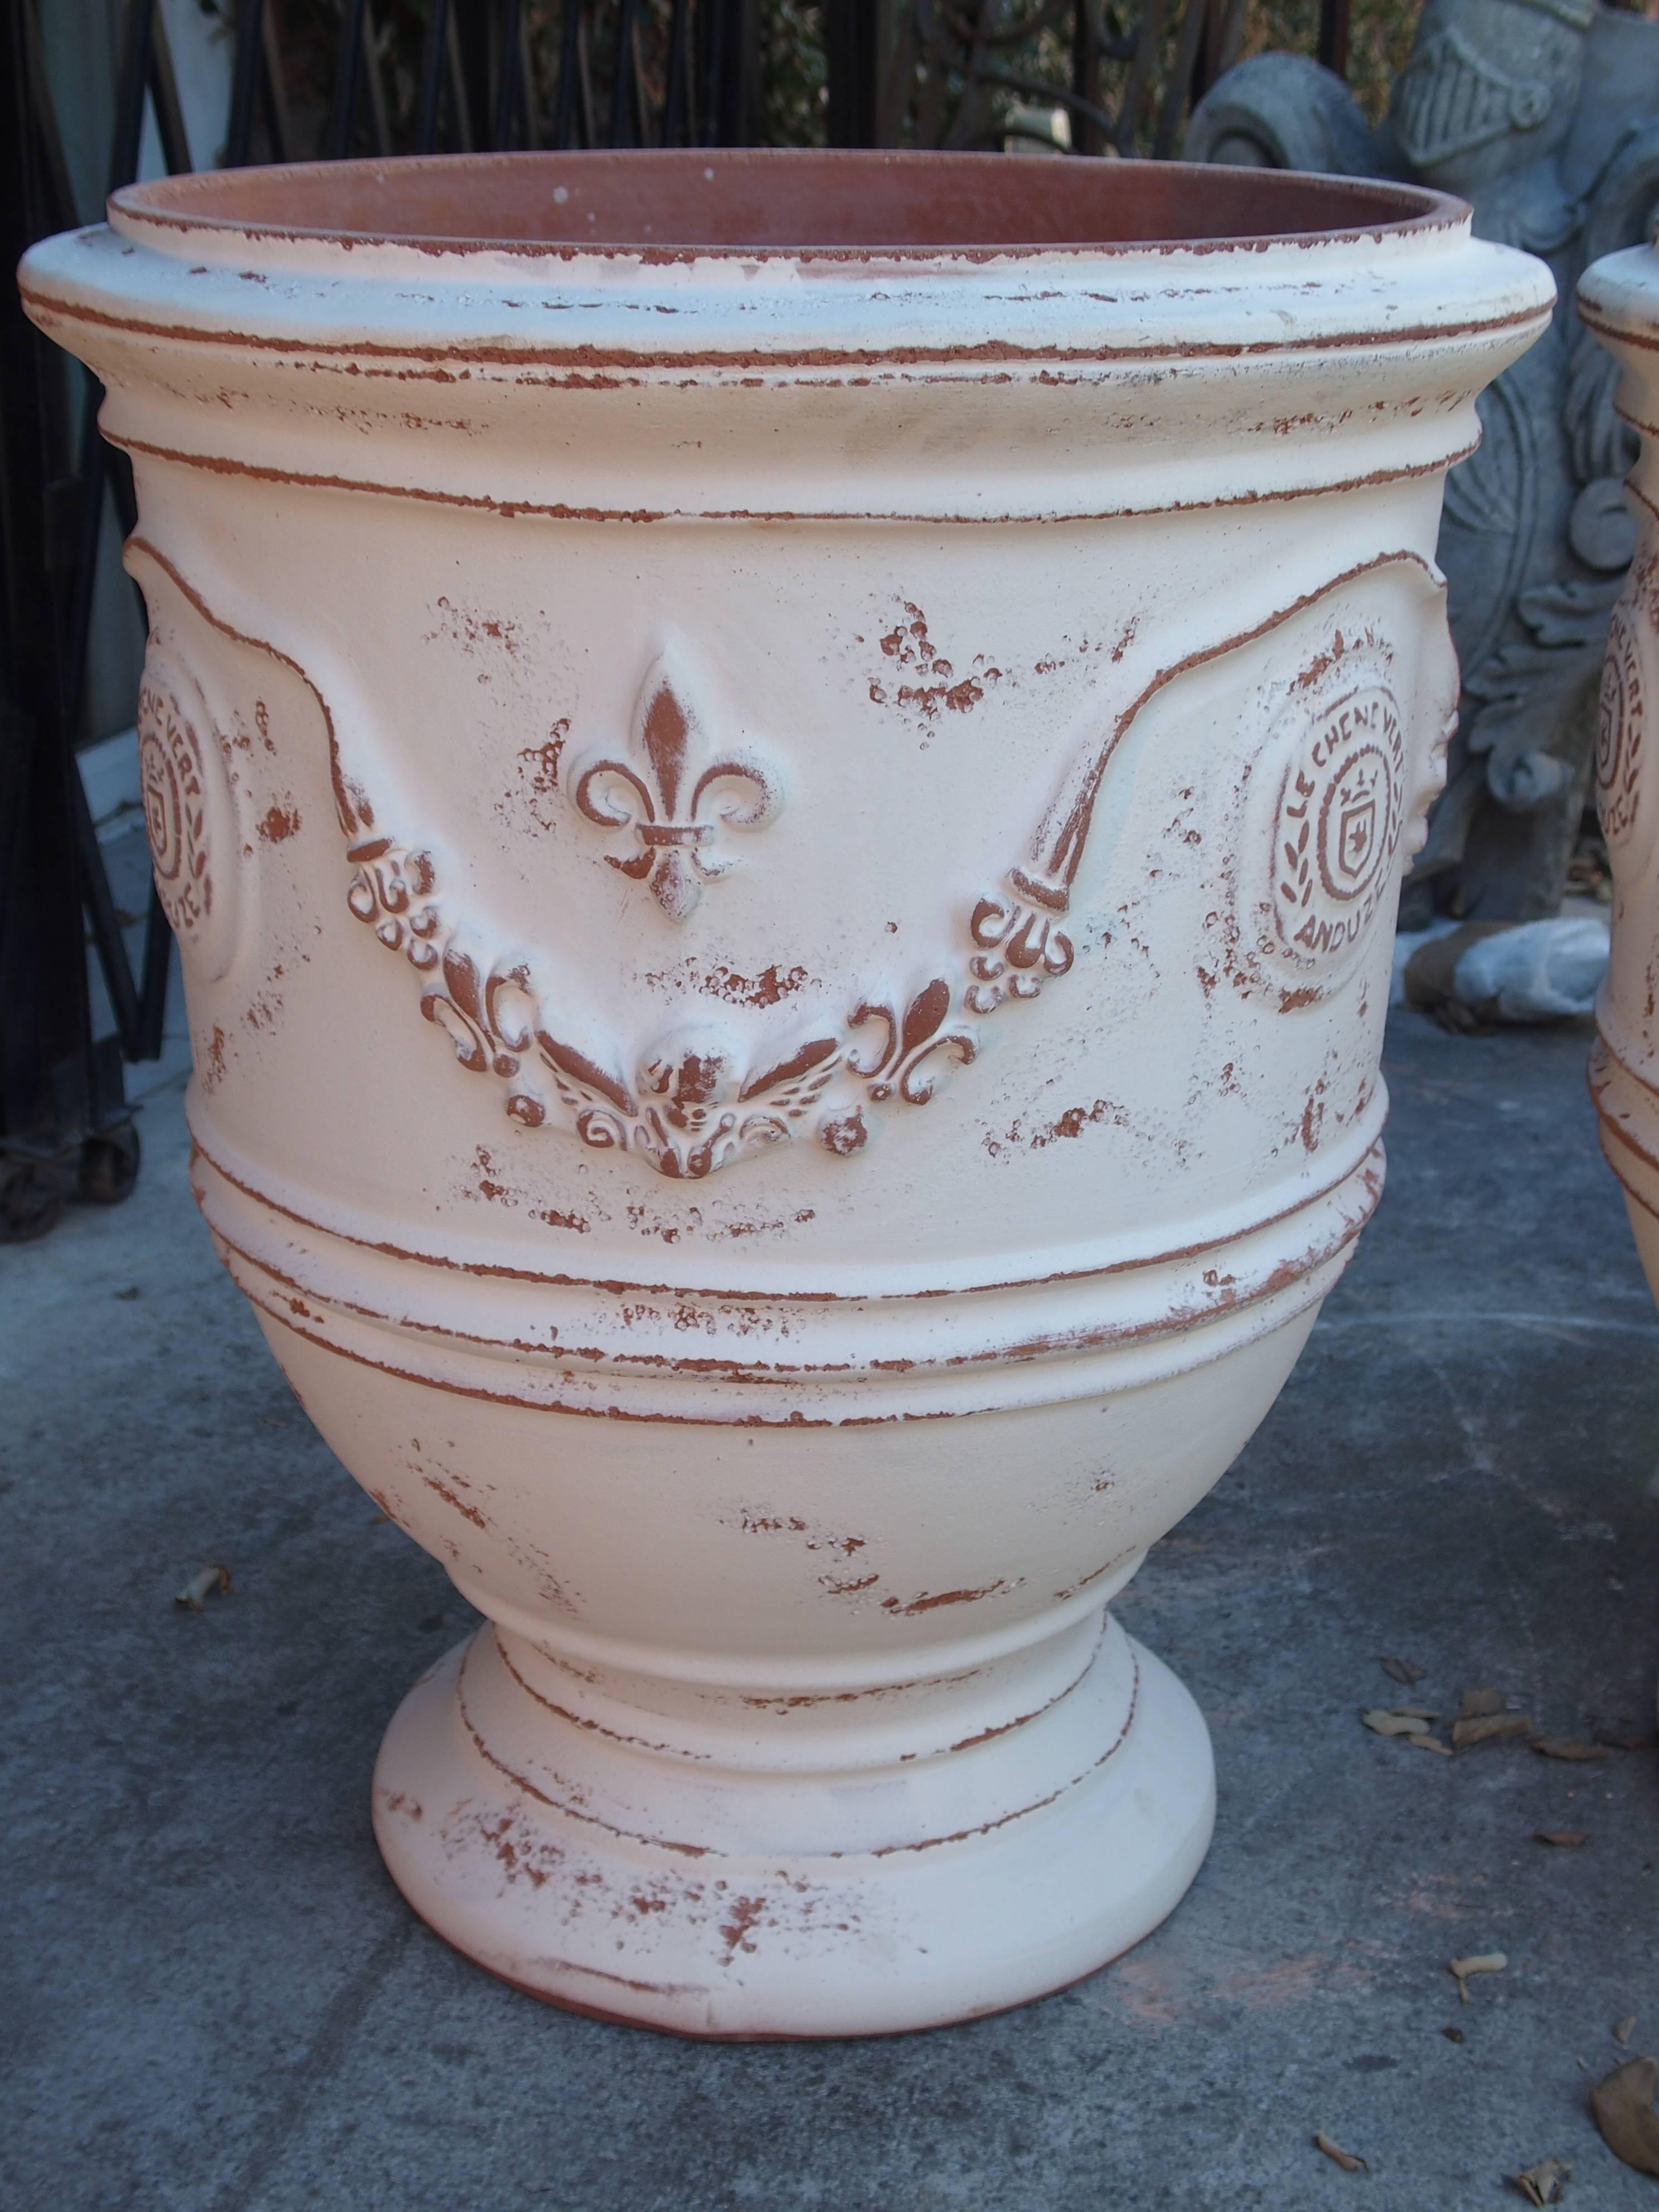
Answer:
top-left (343, 605), bottom-right (1412, 1182)
top-left (345, 653), bottom-right (1076, 1180)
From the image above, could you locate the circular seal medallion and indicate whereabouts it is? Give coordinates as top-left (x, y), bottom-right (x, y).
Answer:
top-left (1270, 684), bottom-right (1404, 979)
top-left (137, 649), bottom-right (241, 979)
top-left (1596, 596), bottom-right (1643, 851)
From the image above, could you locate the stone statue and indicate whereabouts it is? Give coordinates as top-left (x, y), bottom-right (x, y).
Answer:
top-left (1189, 1), bottom-right (1659, 921)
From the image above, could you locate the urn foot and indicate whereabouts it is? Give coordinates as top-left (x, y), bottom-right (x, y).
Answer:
top-left (371, 1612), bottom-right (1214, 2038)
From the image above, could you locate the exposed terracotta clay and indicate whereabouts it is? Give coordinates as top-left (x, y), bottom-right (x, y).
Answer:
top-left (21, 149), bottom-right (1546, 2039)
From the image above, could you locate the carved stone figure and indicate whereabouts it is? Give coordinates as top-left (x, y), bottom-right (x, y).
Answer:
top-left (1189, 1), bottom-right (1659, 920)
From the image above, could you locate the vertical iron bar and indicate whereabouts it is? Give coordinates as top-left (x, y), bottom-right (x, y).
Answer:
top-left (21, 0), bottom-right (80, 226)
top-left (663, 0), bottom-right (692, 146)
top-left (452, 0), bottom-right (489, 149)
top-left (709, 0), bottom-right (758, 146)
top-left (697, 0), bottom-right (723, 145)
top-left (1115, 0), bottom-right (1161, 152)
top-left (326, 0), bottom-right (366, 157)
top-left (1071, 0), bottom-right (1103, 156)
top-left (146, 6), bottom-right (193, 173)
top-left (1, 0), bottom-right (109, 1150)
top-left (70, 0), bottom-right (174, 1059)
top-left (447, 2), bottom-right (478, 152)
top-left (134, 881), bottom-right (169, 1058)
top-left (258, 2), bottom-right (293, 162)
top-left (225, 0), bottom-right (264, 165)
top-left (1317, 0), bottom-right (1350, 78)
top-left (493, 0), bottom-right (527, 149)
top-left (630, 10), bottom-right (652, 145)
top-left (104, 418), bottom-right (166, 1064)
top-left (69, 765), bottom-right (141, 1050)
top-left (108, 0), bottom-right (157, 191)
top-left (1152, 0), bottom-right (1208, 157)
top-left (941, 0), bottom-right (999, 150)
top-left (517, 4), bottom-right (539, 148)
top-left (875, 3), bottom-right (920, 149)
top-left (554, 0), bottom-right (584, 147)
top-left (609, 0), bottom-right (639, 148)
top-left (416, 0), bottom-right (450, 152)
top-left (361, 3), bottom-right (392, 156)
top-left (826, 0), bottom-right (880, 148)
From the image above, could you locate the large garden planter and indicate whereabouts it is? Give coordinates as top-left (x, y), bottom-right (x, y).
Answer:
top-left (1578, 242), bottom-right (1659, 1300)
top-left (22, 152), bottom-right (1548, 2037)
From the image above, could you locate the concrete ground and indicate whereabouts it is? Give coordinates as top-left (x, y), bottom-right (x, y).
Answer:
top-left (4, 1007), bottom-right (1658, 2212)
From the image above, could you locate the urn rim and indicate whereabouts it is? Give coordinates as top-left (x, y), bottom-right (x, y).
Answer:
top-left (105, 147), bottom-right (1464, 268)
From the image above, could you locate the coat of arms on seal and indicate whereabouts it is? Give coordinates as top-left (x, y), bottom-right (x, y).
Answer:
top-left (1271, 684), bottom-right (1405, 973)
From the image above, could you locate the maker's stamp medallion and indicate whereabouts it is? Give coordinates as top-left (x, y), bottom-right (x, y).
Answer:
top-left (1274, 685), bottom-right (1403, 962)
top-left (1597, 594), bottom-right (1645, 853)
top-left (137, 647), bottom-right (241, 978)
top-left (1268, 682), bottom-right (1404, 984)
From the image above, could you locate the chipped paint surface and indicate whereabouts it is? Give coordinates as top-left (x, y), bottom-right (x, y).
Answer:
top-left (21, 151), bottom-right (1549, 2036)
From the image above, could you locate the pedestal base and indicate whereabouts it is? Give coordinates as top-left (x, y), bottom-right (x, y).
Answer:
top-left (371, 1616), bottom-right (1215, 2038)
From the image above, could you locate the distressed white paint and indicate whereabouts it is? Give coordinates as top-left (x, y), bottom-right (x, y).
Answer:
top-left (22, 154), bottom-right (1548, 2035)
top-left (1579, 239), bottom-right (1659, 1305)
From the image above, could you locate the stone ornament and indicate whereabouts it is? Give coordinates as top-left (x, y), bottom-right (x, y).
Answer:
top-left (21, 152), bottom-right (1548, 2037)
top-left (1188, 0), bottom-right (1659, 922)
top-left (1578, 241), bottom-right (1659, 1288)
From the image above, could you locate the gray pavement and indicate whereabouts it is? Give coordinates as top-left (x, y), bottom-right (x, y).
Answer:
top-left (4, 1009), bottom-right (1658, 2212)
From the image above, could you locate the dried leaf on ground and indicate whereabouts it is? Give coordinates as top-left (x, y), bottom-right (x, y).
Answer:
top-left (1454, 1712), bottom-right (1532, 1749)
top-left (1363, 1707), bottom-right (1439, 1736)
top-left (1407, 1731), bottom-right (1454, 1755)
top-left (1592, 2056), bottom-right (1659, 2177)
top-left (1534, 1829), bottom-right (1588, 1848)
top-left (1593, 1723), bottom-right (1658, 1752)
top-left (1510, 2155), bottom-right (1570, 2205)
top-left (1461, 1686), bottom-right (1506, 1719)
top-left (1615, 2015), bottom-right (1637, 2045)
top-left (1530, 1737), bottom-right (1609, 1763)
top-left (1313, 2132), bottom-right (1369, 2174)
top-left (1450, 1952), bottom-right (1507, 2002)
top-left (174, 1564), bottom-right (232, 1612)
top-left (1381, 1655), bottom-right (1425, 1686)
top-left (1442, 2025), bottom-right (1465, 2042)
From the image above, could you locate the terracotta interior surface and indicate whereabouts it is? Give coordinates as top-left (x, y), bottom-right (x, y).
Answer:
top-left (111, 149), bottom-right (1454, 256)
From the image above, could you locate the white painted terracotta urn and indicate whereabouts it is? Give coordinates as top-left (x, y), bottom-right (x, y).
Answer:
top-left (22, 152), bottom-right (1549, 2036)
top-left (1578, 241), bottom-right (1659, 1300)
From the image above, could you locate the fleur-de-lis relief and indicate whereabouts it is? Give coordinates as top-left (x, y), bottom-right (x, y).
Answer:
top-left (573, 663), bottom-right (781, 921)
top-left (846, 979), bottom-right (979, 1105)
top-left (965, 877), bottom-right (1075, 1015)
